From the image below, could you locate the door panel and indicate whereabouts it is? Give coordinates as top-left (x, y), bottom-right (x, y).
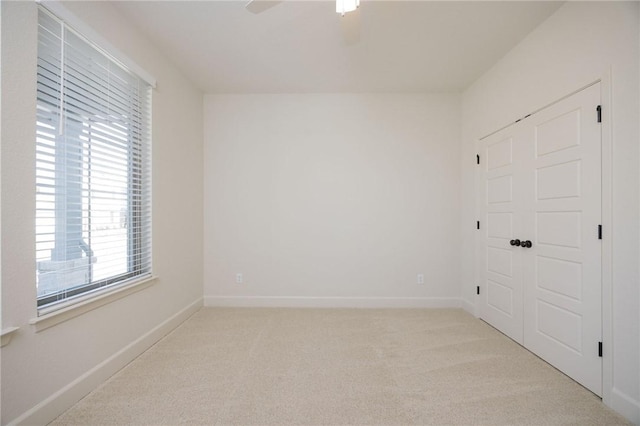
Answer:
top-left (535, 109), bottom-right (581, 156)
top-left (536, 256), bottom-right (582, 300)
top-left (487, 279), bottom-right (514, 316)
top-left (487, 212), bottom-right (513, 239)
top-left (478, 83), bottom-right (602, 396)
top-left (523, 83), bottom-right (602, 396)
top-left (479, 131), bottom-right (524, 344)
top-left (536, 300), bottom-right (583, 353)
top-left (487, 247), bottom-right (512, 277)
top-left (536, 211), bottom-right (582, 248)
top-left (536, 161), bottom-right (581, 200)
top-left (487, 137), bottom-right (513, 169)
top-left (487, 175), bottom-right (513, 203)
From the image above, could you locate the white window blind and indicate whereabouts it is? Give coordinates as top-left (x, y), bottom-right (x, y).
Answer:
top-left (36, 6), bottom-right (152, 310)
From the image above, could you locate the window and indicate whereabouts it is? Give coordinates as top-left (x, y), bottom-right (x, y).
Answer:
top-left (35, 6), bottom-right (152, 310)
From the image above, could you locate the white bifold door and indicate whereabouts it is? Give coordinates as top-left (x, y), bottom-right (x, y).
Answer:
top-left (477, 83), bottom-right (602, 396)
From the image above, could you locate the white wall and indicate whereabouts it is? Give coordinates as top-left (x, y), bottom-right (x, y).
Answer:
top-left (204, 94), bottom-right (461, 307)
top-left (0, 2), bottom-right (203, 424)
top-left (460, 2), bottom-right (639, 422)
top-left (2, 0), bottom-right (637, 424)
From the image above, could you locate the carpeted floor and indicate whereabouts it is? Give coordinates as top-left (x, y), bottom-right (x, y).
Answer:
top-left (50, 308), bottom-right (629, 425)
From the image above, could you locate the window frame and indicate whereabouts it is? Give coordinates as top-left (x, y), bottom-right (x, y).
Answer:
top-left (35, 4), bottom-right (154, 312)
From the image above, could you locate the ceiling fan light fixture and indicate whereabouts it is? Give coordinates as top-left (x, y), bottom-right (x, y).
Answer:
top-left (336, 0), bottom-right (359, 16)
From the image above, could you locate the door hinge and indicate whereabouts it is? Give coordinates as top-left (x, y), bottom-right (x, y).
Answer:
top-left (476, 221), bottom-right (480, 230)
top-left (476, 154), bottom-right (480, 165)
top-left (476, 286), bottom-right (480, 295)
top-left (598, 224), bottom-right (602, 240)
top-left (598, 341), bottom-right (603, 357)
top-left (597, 105), bottom-right (602, 123)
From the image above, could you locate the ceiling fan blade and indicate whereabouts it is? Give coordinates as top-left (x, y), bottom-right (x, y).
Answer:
top-left (340, 8), bottom-right (361, 45)
top-left (245, 0), bottom-right (282, 14)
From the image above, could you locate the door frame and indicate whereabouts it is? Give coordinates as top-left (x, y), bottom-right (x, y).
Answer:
top-left (473, 72), bottom-right (613, 404)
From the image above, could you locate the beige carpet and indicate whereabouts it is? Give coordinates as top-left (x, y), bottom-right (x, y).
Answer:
top-left (50, 308), bottom-right (629, 425)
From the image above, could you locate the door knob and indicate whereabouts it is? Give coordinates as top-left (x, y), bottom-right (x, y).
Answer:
top-left (522, 240), bottom-right (532, 248)
top-left (510, 239), bottom-right (521, 246)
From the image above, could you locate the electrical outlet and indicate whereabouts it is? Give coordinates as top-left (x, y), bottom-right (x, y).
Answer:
top-left (417, 274), bottom-right (424, 285)
top-left (236, 273), bottom-right (243, 284)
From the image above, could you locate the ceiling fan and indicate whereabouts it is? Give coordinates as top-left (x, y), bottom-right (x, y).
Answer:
top-left (245, 0), bottom-right (362, 45)
top-left (246, 0), bottom-right (359, 15)
top-left (245, 0), bottom-right (282, 15)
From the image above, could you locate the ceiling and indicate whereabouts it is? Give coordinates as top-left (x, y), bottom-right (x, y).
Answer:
top-left (113, 1), bottom-right (563, 93)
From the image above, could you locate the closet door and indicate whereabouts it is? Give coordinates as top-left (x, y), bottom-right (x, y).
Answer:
top-left (477, 125), bottom-right (526, 344)
top-left (477, 83), bottom-right (602, 396)
top-left (521, 83), bottom-right (602, 395)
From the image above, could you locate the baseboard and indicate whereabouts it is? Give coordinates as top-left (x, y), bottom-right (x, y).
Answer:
top-left (9, 297), bottom-right (203, 426)
top-left (204, 296), bottom-right (461, 309)
top-left (460, 298), bottom-right (477, 317)
top-left (607, 387), bottom-right (640, 424)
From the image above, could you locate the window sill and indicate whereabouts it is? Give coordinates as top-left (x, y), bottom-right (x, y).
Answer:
top-left (30, 276), bottom-right (158, 333)
top-left (1, 327), bottom-right (20, 347)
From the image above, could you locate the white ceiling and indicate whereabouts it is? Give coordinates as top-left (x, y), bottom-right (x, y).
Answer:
top-left (113, 1), bottom-right (563, 93)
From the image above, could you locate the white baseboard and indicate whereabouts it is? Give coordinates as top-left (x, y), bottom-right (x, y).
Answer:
top-left (608, 387), bottom-right (640, 424)
top-left (10, 298), bottom-right (203, 426)
top-left (460, 298), bottom-right (477, 317)
top-left (204, 296), bottom-right (461, 309)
